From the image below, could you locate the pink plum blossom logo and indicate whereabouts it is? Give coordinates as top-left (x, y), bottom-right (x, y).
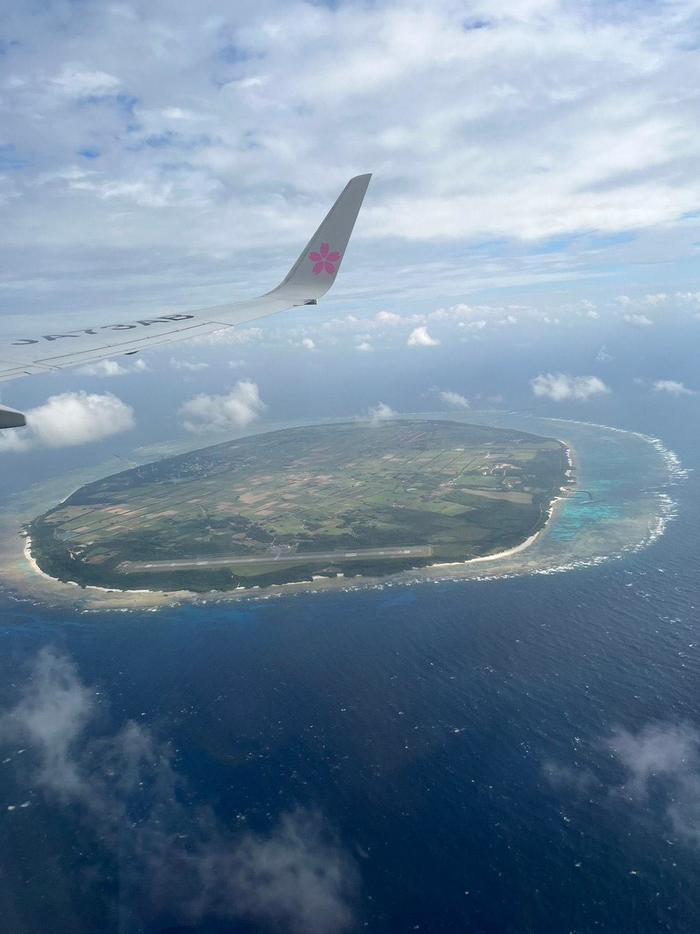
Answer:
top-left (309, 243), bottom-right (341, 275)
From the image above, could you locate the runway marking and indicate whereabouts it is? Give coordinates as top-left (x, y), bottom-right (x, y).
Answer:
top-left (117, 544), bottom-right (433, 574)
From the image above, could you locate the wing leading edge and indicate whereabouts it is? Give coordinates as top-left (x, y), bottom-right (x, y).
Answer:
top-left (0, 174), bottom-right (371, 408)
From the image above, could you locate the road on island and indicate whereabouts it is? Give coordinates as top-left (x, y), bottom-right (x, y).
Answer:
top-left (117, 545), bottom-right (433, 574)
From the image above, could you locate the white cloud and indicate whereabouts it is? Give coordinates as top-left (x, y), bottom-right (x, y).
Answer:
top-left (440, 390), bottom-right (470, 409)
top-left (79, 358), bottom-right (148, 377)
top-left (0, 648), bottom-right (93, 799)
top-left (623, 312), bottom-right (654, 328)
top-left (2, 0), bottom-right (700, 364)
top-left (170, 358), bottom-right (209, 371)
top-left (375, 311), bottom-right (403, 326)
top-left (196, 328), bottom-right (263, 347)
top-left (78, 359), bottom-right (128, 377)
top-left (579, 300), bottom-right (599, 319)
top-left (356, 341), bottom-right (373, 352)
top-left (50, 65), bottom-right (121, 98)
top-left (643, 293), bottom-right (669, 306)
top-left (0, 391), bottom-right (134, 452)
top-left (595, 345), bottom-right (613, 363)
top-left (179, 379), bottom-right (266, 434)
top-left (0, 648), bottom-right (358, 931)
top-left (0, 430), bottom-right (31, 454)
top-left (301, 337), bottom-right (316, 350)
top-left (0, 0), bottom-right (698, 334)
top-left (432, 303), bottom-right (492, 324)
top-left (653, 379), bottom-right (695, 396)
top-left (608, 722), bottom-right (700, 846)
top-left (366, 402), bottom-right (397, 425)
top-left (544, 721), bottom-right (700, 850)
top-left (407, 326), bottom-right (440, 348)
top-left (531, 372), bottom-right (610, 402)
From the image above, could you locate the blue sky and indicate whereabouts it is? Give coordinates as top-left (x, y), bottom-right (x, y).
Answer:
top-left (1, 0), bottom-right (699, 475)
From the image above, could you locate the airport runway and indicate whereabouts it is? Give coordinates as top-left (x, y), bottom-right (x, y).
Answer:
top-left (118, 545), bottom-right (432, 573)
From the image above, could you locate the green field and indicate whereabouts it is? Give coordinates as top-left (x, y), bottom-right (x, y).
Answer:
top-left (29, 420), bottom-right (569, 591)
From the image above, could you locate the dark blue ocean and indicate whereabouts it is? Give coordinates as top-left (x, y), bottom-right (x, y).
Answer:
top-left (1, 420), bottom-right (699, 933)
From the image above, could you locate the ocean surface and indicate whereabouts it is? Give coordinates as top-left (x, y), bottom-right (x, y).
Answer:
top-left (1, 416), bottom-right (699, 933)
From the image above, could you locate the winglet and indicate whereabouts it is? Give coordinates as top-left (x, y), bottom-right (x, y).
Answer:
top-left (272, 174), bottom-right (371, 304)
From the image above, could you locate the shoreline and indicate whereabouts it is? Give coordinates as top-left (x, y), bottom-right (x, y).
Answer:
top-left (431, 485), bottom-right (568, 570)
top-left (23, 534), bottom-right (54, 584)
top-left (21, 442), bottom-right (574, 602)
top-left (2, 411), bottom-right (678, 612)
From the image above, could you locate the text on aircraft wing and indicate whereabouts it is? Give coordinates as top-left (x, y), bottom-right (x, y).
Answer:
top-left (0, 174), bottom-right (371, 386)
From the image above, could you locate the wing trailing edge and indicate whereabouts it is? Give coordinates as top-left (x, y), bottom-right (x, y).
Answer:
top-left (0, 174), bottom-right (372, 428)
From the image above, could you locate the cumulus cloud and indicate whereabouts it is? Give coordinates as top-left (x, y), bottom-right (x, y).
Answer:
top-left (623, 312), bottom-right (654, 328)
top-left (653, 379), bottom-right (695, 396)
top-left (366, 402), bottom-right (397, 425)
top-left (375, 311), bottom-right (403, 326)
top-left (356, 341), bottom-right (373, 352)
top-left (407, 326), bottom-right (440, 348)
top-left (78, 358), bottom-right (148, 377)
top-left (179, 379), bottom-right (266, 434)
top-left (440, 390), bottom-right (470, 409)
top-left (0, 391), bottom-right (134, 453)
top-left (196, 328), bottom-right (263, 347)
top-left (578, 300), bottom-right (599, 320)
top-left (79, 359), bottom-right (129, 377)
top-left (531, 373), bottom-right (610, 402)
top-left (0, 648), bottom-right (358, 931)
top-left (170, 358), bottom-right (209, 372)
top-left (301, 337), bottom-right (316, 350)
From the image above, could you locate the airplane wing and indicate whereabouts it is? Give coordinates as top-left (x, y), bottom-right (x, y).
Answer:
top-left (0, 174), bottom-right (371, 426)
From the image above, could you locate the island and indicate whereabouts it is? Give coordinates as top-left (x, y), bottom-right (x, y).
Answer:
top-left (27, 420), bottom-right (570, 593)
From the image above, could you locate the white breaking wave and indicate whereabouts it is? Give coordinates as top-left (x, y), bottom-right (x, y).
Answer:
top-left (19, 413), bottom-right (690, 610)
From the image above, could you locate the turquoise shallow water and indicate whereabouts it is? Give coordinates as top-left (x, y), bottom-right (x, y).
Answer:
top-left (387, 413), bottom-right (682, 587)
top-left (0, 415), bottom-right (696, 933)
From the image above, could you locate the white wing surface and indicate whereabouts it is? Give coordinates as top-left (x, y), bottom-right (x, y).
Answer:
top-left (0, 174), bottom-right (371, 389)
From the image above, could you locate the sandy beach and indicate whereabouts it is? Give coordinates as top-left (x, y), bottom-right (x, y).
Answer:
top-left (6, 438), bottom-right (574, 612)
